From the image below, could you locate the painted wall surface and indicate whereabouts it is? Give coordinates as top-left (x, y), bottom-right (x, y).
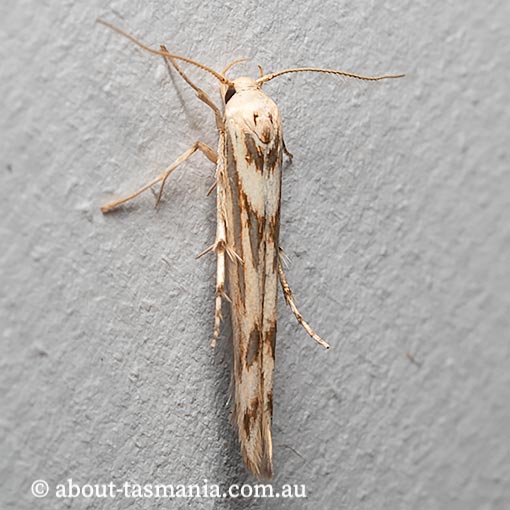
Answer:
top-left (1, 1), bottom-right (509, 508)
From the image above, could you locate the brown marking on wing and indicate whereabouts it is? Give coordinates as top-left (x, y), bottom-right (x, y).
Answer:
top-left (267, 212), bottom-right (281, 276)
top-left (236, 354), bottom-right (244, 383)
top-left (266, 389), bottom-right (273, 414)
top-left (259, 112), bottom-right (273, 144)
top-left (266, 132), bottom-right (282, 176)
top-left (244, 196), bottom-right (266, 269)
top-left (243, 410), bottom-right (252, 439)
top-left (244, 133), bottom-right (265, 173)
top-left (243, 396), bottom-right (260, 440)
top-left (260, 126), bottom-right (271, 143)
top-left (268, 213), bottom-right (280, 245)
top-left (265, 322), bottom-right (277, 360)
top-left (247, 325), bottom-right (261, 366)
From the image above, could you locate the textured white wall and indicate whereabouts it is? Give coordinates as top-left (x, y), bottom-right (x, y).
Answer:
top-left (1, 0), bottom-right (509, 508)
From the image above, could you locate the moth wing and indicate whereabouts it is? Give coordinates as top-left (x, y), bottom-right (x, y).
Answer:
top-left (222, 90), bottom-right (283, 479)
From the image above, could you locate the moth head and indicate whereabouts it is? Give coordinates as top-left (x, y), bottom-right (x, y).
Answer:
top-left (220, 59), bottom-right (262, 105)
top-left (221, 77), bottom-right (261, 105)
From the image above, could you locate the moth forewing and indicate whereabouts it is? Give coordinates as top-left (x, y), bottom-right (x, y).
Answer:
top-left (221, 77), bottom-right (283, 479)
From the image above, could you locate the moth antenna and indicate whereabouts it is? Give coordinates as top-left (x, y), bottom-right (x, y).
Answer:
top-left (97, 19), bottom-right (233, 86)
top-left (257, 65), bottom-right (264, 78)
top-left (257, 67), bottom-right (404, 85)
top-left (222, 58), bottom-right (249, 76)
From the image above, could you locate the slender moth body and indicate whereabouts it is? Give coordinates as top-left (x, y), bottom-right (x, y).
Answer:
top-left (98, 19), bottom-right (403, 479)
top-left (222, 78), bottom-right (283, 477)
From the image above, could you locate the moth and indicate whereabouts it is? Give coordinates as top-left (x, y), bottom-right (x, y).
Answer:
top-left (98, 20), bottom-right (403, 479)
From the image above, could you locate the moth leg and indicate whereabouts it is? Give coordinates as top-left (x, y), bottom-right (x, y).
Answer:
top-left (212, 235), bottom-right (226, 347)
top-left (278, 254), bottom-right (330, 349)
top-left (208, 149), bottom-right (243, 347)
top-left (194, 162), bottom-right (228, 347)
top-left (282, 138), bottom-right (293, 161)
top-left (198, 237), bottom-right (236, 347)
top-left (199, 204), bottom-right (228, 347)
top-left (160, 45), bottom-right (224, 132)
top-left (101, 141), bottom-right (217, 213)
top-left (211, 177), bottom-right (236, 347)
top-left (210, 237), bottom-right (243, 345)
